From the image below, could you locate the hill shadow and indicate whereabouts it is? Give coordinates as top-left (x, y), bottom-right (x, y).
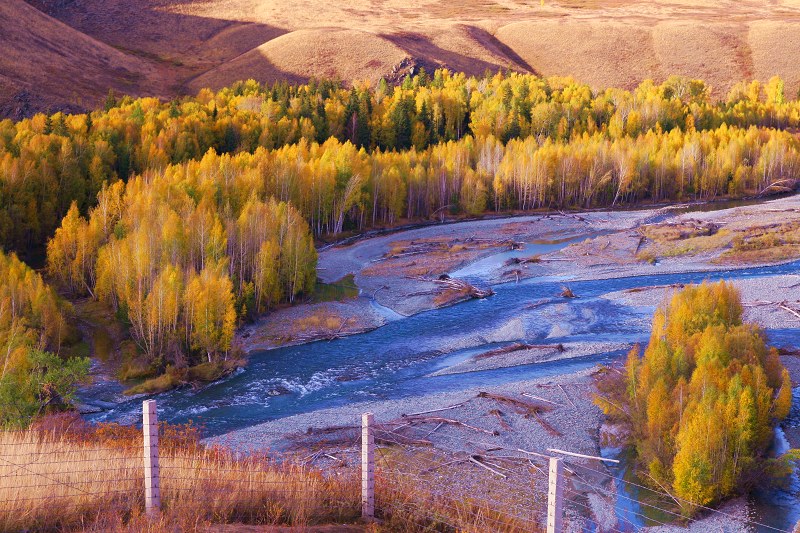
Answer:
top-left (381, 29), bottom-right (532, 77)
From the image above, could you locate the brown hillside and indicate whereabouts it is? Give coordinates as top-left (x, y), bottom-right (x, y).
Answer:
top-left (0, 0), bottom-right (167, 119)
top-left (5, 0), bottom-right (800, 117)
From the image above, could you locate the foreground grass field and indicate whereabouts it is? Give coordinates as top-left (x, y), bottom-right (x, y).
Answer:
top-left (0, 416), bottom-right (544, 532)
top-left (0, 419), bottom-right (359, 532)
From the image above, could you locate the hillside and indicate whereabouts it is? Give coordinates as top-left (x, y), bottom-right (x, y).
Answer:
top-left (0, 0), bottom-right (168, 119)
top-left (4, 0), bottom-right (800, 116)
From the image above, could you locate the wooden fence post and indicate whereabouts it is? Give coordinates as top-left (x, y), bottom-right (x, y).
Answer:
top-left (547, 456), bottom-right (564, 533)
top-left (361, 412), bottom-right (375, 520)
top-left (143, 399), bottom-right (160, 517)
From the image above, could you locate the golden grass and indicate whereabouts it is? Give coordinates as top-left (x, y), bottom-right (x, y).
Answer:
top-left (716, 220), bottom-right (800, 264)
top-left (0, 421), bottom-right (552, 532)
top-left (0, 428), bottom-right (359, 532)
top-left (638, 218), bottom-right (800, 265)
top-left (363, 237), bottom-right (503, 278)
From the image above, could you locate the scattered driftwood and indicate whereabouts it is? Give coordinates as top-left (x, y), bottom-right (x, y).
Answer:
top-left (323, 453), bottom-right (347, 466)
top-left (547, 448), bottom-right (619, 464)
top-left (401, 416), bottom-right (500, 436)
top-left (408, 276), bottom-right (495, 300)
top-left (557, 211), bottom-right (589, 223)
top-left (489, 409), bottom-right (512, 430)
top-left (502, 268), bottom-right (524, 282)
top-left (421, 458), bottom-right (467, 474)
top-left (521, 393), bottom-right (565, 407)
top-left (469, 455), bottom-right (507, 478)
top-left (477, 392), bottom-right (561, 436)
top-left (473, 343), bottom-right (564, 361)
top-left (757, 179), bottom-right (799, 197)
top-left (504, 255), bottom-right (541, 266)
top-left (561, 286), bottom-right (576, 298)
top-left (779, 302), bottom-right (800, 320)
top-left (373, 428), bottom-right (433, 447)
top-left (558, 384), bottom-right (577, 410)
top-left (402, 402), bottom-right (467, 417)
top-left (424, 422), bottom-right (444, 438)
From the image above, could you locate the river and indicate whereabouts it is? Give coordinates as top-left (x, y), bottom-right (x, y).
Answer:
top-left (79, 207), bottom-right (800, 531)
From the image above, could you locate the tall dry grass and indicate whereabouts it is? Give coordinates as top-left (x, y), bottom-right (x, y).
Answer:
top-left (0, 424), bottom-right (359, 532)
top-left (1, 414), bottom-right (550, 532)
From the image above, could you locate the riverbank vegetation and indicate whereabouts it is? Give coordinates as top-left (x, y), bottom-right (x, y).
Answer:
top-left (0, 250), bottom-right (88, 427)
top-left (595, 281), bottom-right (792, 514)
top-left (46, 169), bottom-right (317, 390)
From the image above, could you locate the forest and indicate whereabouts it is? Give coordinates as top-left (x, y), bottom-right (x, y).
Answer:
top-left (595, 281), bottom-right (792, 512)
top-left (2, 71), bottom-right (800, 263)
top-left (1, 70), bottom-right (800, 424)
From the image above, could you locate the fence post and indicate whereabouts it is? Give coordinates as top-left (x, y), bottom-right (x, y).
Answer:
top-left (547, 456), bottom-right (564, 533)
top-left (143, 399), bottom-right (160, 517)
top-left (361, 412), bottom-right (375, 520)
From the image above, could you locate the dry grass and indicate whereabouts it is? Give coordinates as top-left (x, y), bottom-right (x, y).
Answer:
top-left (716, 220), bottom-right (800, 263)
top-left (638, 221), bottom-right (733, 259)
top-left (295, 311), bottom-right (351, 333)
top-left (0, 417), bottom-right (552, 532)
top-left (0, 424), bottom-right (359, 532)
top-left (7, 0), bottom-right (800, 116)
top-left (637, 218), bottom-right (800, 264)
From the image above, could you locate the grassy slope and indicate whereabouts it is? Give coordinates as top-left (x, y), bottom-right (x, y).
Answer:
top-left (6, 0), bottom-right (800, 117)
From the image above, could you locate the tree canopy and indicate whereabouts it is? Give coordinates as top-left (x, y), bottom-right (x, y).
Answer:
top-left (595, 281), bottom-right (791, 511)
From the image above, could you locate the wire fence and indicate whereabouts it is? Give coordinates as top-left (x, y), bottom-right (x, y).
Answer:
top-left (0, 401), bottom-right (796, 532)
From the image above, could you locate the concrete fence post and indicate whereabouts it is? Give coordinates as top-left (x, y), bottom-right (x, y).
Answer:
top-left (361, 412), bottom-right (375, 520)
top-left (547, 456), bottom-right (564, 533)
top-left (143, 399), bottom-right (161, 517)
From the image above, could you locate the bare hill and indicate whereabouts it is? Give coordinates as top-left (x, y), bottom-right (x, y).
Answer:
top-left (5, 0), bottom-right (800, 117)
top-left (0, 0), bottom-right (168, 119)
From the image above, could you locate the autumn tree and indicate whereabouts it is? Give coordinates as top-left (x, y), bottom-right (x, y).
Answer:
top-left (595, 281), bottom-right (790, 513)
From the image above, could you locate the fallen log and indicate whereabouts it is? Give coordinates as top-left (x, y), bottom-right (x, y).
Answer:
top-left (521, 392), bottom-right (565, 407)
top-left (489, 409), bottom-right (512, 430)
top-left (530, 410), bottom-right (561, 437)
top-left (477, 392), bottom-right (552, 413)
top-left (779, 302), bottom-right (800, 320)
top-left (403, 401), bottom-right (468, 417)
top-left (401, 416), bottom-right (500, 436)
top-left (558, 384), bottom-right (577, 409)
top-left (469, 455), bottom-right (507, 478)
top-left (477, 391), bottom-right (560, 435)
